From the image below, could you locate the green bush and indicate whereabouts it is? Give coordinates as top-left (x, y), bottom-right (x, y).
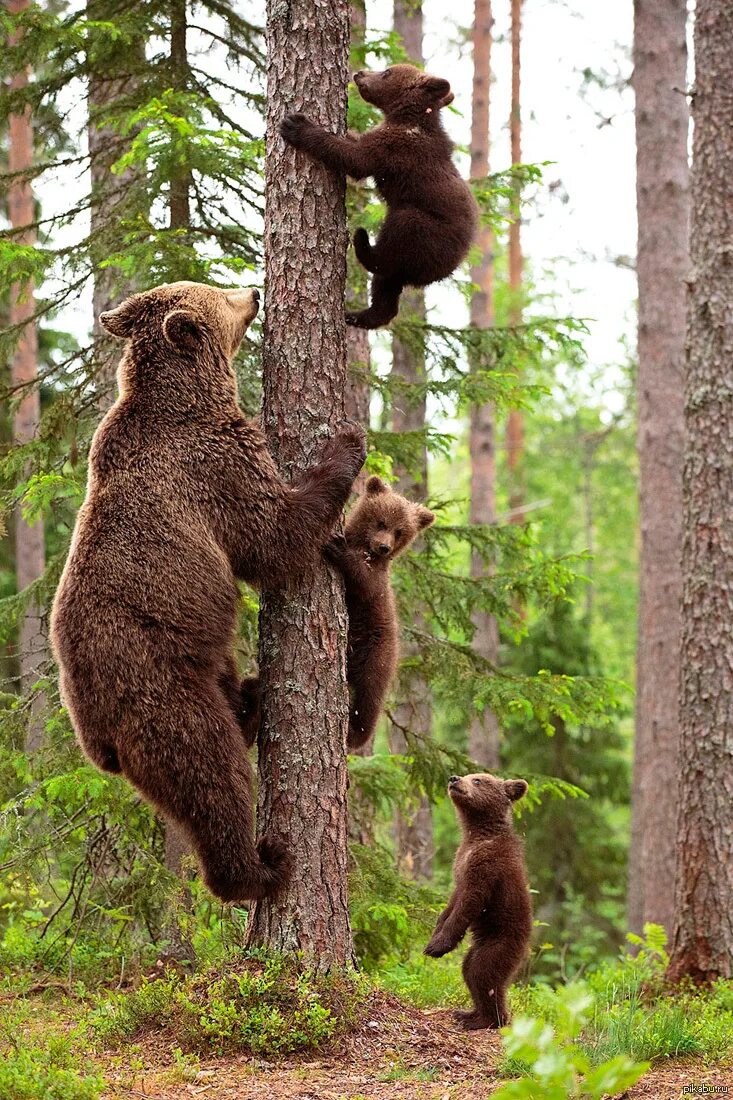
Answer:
top-left (89, 951), bottom-right (368, 1057)
top-left (0, 1005), bottom-right (105, 1100)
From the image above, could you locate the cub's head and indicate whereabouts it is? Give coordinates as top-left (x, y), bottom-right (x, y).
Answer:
top-left (448, 773), bottom-right (528, 831)
top-left (100, 281), bottom-right (260, 385)
top-left (345, 476), bottom-right (434, 564)
top-left (353, 63), bottom-right (454, 120)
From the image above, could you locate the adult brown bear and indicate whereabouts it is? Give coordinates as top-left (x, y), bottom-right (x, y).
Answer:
top-left (50, 281), bottom-right (366, 903)
top-left (281, 63), bottom-right (478, 329)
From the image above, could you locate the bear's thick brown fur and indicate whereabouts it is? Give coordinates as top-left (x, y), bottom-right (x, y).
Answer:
top-left (323, 475), bottom-right (434, 748)
top-left (50, 281), bottom-right (366, 903)
top-left (424, 773), bottom-right (532, 1030)
top-left (280, 63), bottom-right (478, 329)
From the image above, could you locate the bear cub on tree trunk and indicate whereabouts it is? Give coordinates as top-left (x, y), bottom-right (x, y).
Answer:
top-left (50, 281), bottom-right (366, 904)
top-left (424, 773), bottom-right (532, 1029)
top-left (280, 63), bottom-right (478, 329)
top-left (324, 475), bottom-right (435, 749)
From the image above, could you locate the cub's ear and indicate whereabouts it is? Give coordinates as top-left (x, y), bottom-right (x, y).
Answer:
top-left (99, 294), bottom-right (144, 338)
top-left (505, 779), bottom-right (528, 803)
top-left (415, 505), bottom-right (435, 530)
top-left (162, 308), bottom-right (203, 352)
top-left (366, 475), bottom-right (389, 495)
top-left (424, 76), bottom-right (452, 105)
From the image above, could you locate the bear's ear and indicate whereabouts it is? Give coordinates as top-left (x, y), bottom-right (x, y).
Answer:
top-left (366, 475), bottom-right (389, 496)
top-left (415, 505), bottom-right (435, 530)
top-left (99, 294), bottom-right (144, 338)
top-left (162, 308), bottom-right (203, 353)
top-left (505, 779), bottom-right (528, 803)
top-left (424, 76), bottom-right (452, 106)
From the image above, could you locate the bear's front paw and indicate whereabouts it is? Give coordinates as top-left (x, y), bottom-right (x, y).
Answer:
top-left (281, 112), bottom-right (314, 147)
top-left (323, 533), bottom-right (348, 566)
top-left (333, 419), bottom-right (367, 471)
top-left (423, 936), bottom-right (452, 958)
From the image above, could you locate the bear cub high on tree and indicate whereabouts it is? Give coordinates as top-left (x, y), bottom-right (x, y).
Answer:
top-left (281, 63), bottom-right (478, 329)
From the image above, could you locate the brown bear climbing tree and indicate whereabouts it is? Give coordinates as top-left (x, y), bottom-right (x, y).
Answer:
top-left (244, 0), bottom-right (356, 970)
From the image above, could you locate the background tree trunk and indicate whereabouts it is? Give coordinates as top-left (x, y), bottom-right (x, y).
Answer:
top-left (389, 0), bottom-right (433, 883)
top-left (506, 0), bottom-right (524, 523)
top-left (468, 0), bottom-right (500, 770)
top-left (669, 0), bottom-right (733, 983)
top-left (245, 0), bottom-right (354, 970)
top-left (628, 0), bottom-right (688, 938)
top-left (8, 0), bottom-right (46, 752)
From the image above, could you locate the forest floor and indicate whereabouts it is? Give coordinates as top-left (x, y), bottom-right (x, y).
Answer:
top-left (97, 992), bottom-right (733, 1100)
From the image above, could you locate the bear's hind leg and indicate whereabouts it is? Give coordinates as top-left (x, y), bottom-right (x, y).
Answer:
top-left (459, 941), bottom-right (512, 1029)
top-left (346, 275), bottom-right (403, 330)
top-left (353, 227), bottom-right (377, 272)
top-left (119, 677), bottom-right (290, 902)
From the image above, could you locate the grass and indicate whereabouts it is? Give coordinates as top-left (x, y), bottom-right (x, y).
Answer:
top-left (0, 1001), bottom-right (105, 1100)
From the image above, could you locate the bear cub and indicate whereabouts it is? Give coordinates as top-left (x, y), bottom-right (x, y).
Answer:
top-left (324, 475), bottom-right (434, 748)
top-left (51, 281), bottom-right (366, 905)
top-left (281, 63), bottom-right (478, 329)
top-left (424, 773), bottom-right (532, 1030)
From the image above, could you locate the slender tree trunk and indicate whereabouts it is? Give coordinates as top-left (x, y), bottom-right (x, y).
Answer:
top-left (345, 0), bottom-right (371, 484)
top-left (388, 0), bottom-right (433, 882)
top-left (8, 0), bottom-right (46, 751)
top-left (628, 0), bottom-right (688, 939)
top-left (245, 0), bottom-right (354, 969)
top-left (169, 0), bottom-right (192, 234)
top-left (506, 0), bottom-right (524, 523)
top-left (668, 0), bottom-right (733, 983)
top-left (87, 0), bottom-right (142, 411)
top-left (468, 0), bottom-right (500, 770)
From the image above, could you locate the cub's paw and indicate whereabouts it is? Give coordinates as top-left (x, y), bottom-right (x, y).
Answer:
top-left (323, 533), bottom-right (348, 566)
top-left (454, 1010), bottom-right (492, 1031)
top-left (281, 112), bottom-right (314, 147)
top-left (423, 936), bottom-right (451, 958)
top-left (345, 309), bottom-right (371, 329)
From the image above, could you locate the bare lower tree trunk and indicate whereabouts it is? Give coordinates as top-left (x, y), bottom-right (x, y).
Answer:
top-left (245, 0), bottom-right (354, 970)
top-left (506, 0), bottom-right (524, 522)
top-left (628, 0), bottom-right (688, 939)
top-left (668, 0), bottom-right (733, 983)
top-left (389, 0), bottom-right (433, 883)
top-left (8, 0), bottom-right (46, 751)
top-left (468, 0), bottom-right (500, 770)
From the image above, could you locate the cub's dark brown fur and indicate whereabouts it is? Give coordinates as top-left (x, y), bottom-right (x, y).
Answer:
top-left (281, 63), bottom-right (478, 329)
top-left (424, 773), bottom-right (532, 1030)
top-left (50, 281), bottom-right (366, 903)
top-left (324, 476), bottom-right (434, 748)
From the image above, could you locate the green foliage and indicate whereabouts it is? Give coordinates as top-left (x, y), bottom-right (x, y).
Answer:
top-left (89, 953), bottom-right (367, 1057)
top-left (0, 1002), bottom-right (105, 1100)
top-left (494, 983), bottom-right (649, 1099)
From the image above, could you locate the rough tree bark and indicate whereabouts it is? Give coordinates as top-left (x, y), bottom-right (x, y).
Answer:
top-left (668, 0), bottom-right (733, 983)
top-left (506, 0), bottom-right (524, 522)
top-left (389, 0), bottom-right (434, 883)
top-left (8, 0), bottom-right (46, 751)
top-left (245, 0), bottom-right (354, 969)
top-left (468, 0), bottom-right (500, 770)
top-left (628, 0), bottom-right (688, 939)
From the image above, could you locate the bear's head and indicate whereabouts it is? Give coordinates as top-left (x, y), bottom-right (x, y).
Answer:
top-left (353, 63), bottom-right (454, 121)
top-left (345, 475), bottom-right (434, 566)
top-left (100, 281), bottom-right (260, 396)
top-left (448, 773), bottom-right (528, 833)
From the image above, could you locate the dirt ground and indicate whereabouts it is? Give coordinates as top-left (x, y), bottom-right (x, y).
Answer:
top-left (98, 993), bottom-right (733, 1100)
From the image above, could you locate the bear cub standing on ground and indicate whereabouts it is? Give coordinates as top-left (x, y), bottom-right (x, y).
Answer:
top-left (51, 281), bottom-right (366, 904)
top-left (424, 773), bottom-right (532, 1030)
top-left (281, 63), bottom-right (478, 329)
top-left (324, 475), bottom-right (434, 748)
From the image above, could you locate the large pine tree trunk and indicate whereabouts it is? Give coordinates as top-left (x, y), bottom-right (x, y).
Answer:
top-left (245, 0), bottom-right (354, 970)
top-left (8, 0), bottom-right (46, 751)
top-left (389, 0), bottom-right (433, 883)
top-left (468, 0), bottom-right (500, 770)
top-left (506, 0), bottom-right (524, 522)
top-left (627, 0), bottom-right (688, 939)
top-left (668, 0), bottom-right (733, 983)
